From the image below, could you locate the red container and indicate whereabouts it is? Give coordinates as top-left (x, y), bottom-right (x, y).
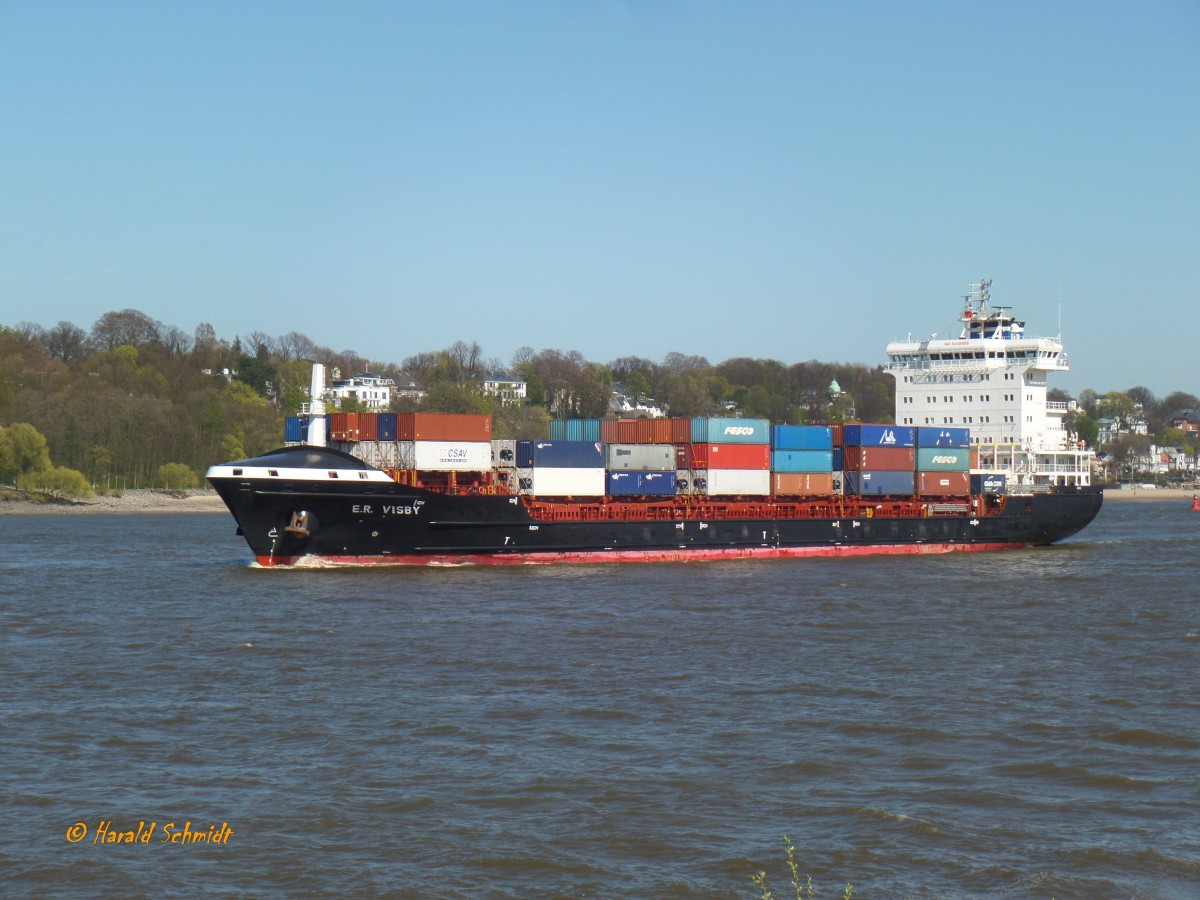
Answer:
top-left (675, 443), bottom-right (699, 469)
top-left (397, 413), bottom-right (492, 442)
top-left (328, 412), bottom-right (360, 442)
top-left (841, 446), bottom-right (916, 472)
top-left (668, 418), bottom-right (691, 442)
top-left (703, 443), bottom-right (771, 470)
top-left (633, 418), bottom-right (673, 444)
top-left (916, 471), bottom-right (971, 496)
top-left (358, 412), bottom-right (379, 442)
top-left (772, 472), bottom-right (835, 496)
top-left (600, 419), bottom-right (620, 444)
top-left (830, 423), bottom-right (844, 447)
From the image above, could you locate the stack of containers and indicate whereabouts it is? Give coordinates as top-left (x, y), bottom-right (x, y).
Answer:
top-left (915, 426), bottom-right (972, 496)
top-left (516, 441), bottom-right (606, 496)
top-left (840, 424), bottom-right (917, 496)
top-left (684, 417), bottom-right (771, 496)
top-left (604, 443), bottom-right (677, 497)
top-left (770, 425), bottom-right (835, 496)
top-left (395, 413), bottom-right (493, 473)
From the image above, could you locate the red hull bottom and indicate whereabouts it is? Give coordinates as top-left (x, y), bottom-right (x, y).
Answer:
top-left (254, 541), bottom-right (1031, 568)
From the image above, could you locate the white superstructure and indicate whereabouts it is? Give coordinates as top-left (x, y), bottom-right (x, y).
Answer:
top-left (885, 279), bottom-right (1092, 486)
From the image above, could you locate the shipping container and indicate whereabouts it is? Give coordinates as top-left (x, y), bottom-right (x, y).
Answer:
top-left (397, 412), bottom-right (492, 442)
top-left (377, 412), bottom-right (397, 442)
top-left (358, 412), bottom-right (379, 442)
top-left (327, 412), bottom-right (361, 442)
top-left (841, 446), bottom-right (917, 472)
top-left (842, 470), bottom-right (916, 496)
top-left (284, 416), bottom-right (308, 443)
top-left (397, 441), bottom-right (492, 472)
top-left (771, 472), bottom-right (835, 496)
top-left (916, 426), bottom-right (971, 448)
top-left (770, 449), bottom-right (834, 473)
top-left (605, 470), bottom-right (678, 497)
top-left (832, 446), bottom-right (844, 471)
top-left (549, 419), bottom-right (602, 442)
top-left (842, 424), bottom-right (917, 447)
top-left (530, 467), bottom-right (606, 497)
top-left (970, 473), bottom-right (1008, 494)
top-left (605, 443), bottom-right (676, 471)
top-left (491, 440), bottom-right (517, 468)
top-left (703, 443), bottom-right (771, 470)
top-left (690, 417), bottom-right (771, 444)
top-left (692, 468), bottom-right (771, 496)
top-left (771, 424), bottom-right (834, 450)
top-left (515, 440), bottom-right (605, 469)
top-left (915, 447), bottom-right (971, 471)
top-left (916, 471), bottom-right (971, 496)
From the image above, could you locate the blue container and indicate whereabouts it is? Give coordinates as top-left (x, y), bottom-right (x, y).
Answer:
top-left (377, 412), bottom-right (398, 442)
top-left (771, 425), bottom-right (834, 450)
top-left (771, 450), bottom-right (834, 473)
top-left (516, 440), bottom-right (605, 468)
top-left (549, 419), bottom-right (602, 442)
top-left (842, 424), bottom-right (917, 448)
top-left (606, 470), bottom-right (677, 497)
top-left (970, 473), bottom-right (1008, 494)
top-left (917, 426), bottom-right (970, 448)
top-left (832, 447), bottom-right (844, 471)
top-left (691, 417), bottom-right (770, 444)
top-left (842, 470), bottom-right (916, 496)
top-left (284, 416), bottom-right (308, 443)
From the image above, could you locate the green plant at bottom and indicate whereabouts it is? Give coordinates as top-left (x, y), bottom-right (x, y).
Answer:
top-left (750, 835), bottom-right (852, 900)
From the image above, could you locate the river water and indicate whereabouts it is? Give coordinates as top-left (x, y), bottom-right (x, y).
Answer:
top-left (2, 500), bottom-right (1197, 898)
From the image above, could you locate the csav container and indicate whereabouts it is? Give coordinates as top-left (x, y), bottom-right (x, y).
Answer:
top-left (842, 424), bottom-right (917, 448)
top-left (398, 441), bottom-right (492, 472)
top-left (770, 449), bottom-right (834, 473)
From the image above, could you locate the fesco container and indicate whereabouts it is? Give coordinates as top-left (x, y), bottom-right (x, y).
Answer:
top-left (398, 412), bottom-right (492, 442)
top-left (917, 426), bottom-right (970, 448)
top-left (529, 468), bottom-right (605, 497)
top-left (606, 443), bottom-right (676, 471)
top-left (606, 470), bottom-right (677, 497)
top-left (702, 443), bottom-right (770, 470)
top-left (772, 472), bottom-right (835, 496)
top-left (690, 417), bottom-right (770, 444)
top-left (516, 440), bottom-right (605, 468)
top-left (842, 424), bottom-right (917, 447)
top-left (970, 473), bottom-right (1008, 494)
top-left (842, 470), bottom-right (916, 496)
top-left (915, 448), bottom-right (971, 471)
top-left (916, 471), bottom-right (971, 496)
top-left (771, 425), bottom-right (834, 450)
top-left (693, 469), bottom-right (771, 496)
top-left (841, 447), bottom-right (917, 472)
top-left (549, 419), bottom-right (602, 442)
top-left (771, 450), bottom-right (834, 473)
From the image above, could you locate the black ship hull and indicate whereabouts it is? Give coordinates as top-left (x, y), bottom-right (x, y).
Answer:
top-left (207, 447), bottom-right (1104, 567)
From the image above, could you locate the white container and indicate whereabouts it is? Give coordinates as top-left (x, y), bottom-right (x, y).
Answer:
top-left (605, 443), bottom-right (676, 471)
top-left (530, 467), bottom-right (606, 497)
top-left (693, 468), bottom-right (771, 496)
top-left (397, 441), bottom-right (492, 471)
top-left (492, 439), bottom-right (517, 468)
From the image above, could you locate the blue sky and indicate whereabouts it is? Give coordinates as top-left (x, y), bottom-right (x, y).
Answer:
top-left (2, 1), bottom-right (1196, 398)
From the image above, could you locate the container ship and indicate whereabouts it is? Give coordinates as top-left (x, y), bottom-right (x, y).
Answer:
top-left (206, 282), bottom-right (1103, 566)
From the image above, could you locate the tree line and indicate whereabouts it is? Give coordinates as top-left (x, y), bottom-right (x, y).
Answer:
top-left (1, 308), bottom-right (1192, 495)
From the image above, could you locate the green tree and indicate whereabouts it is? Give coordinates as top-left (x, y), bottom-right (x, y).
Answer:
top-left (0, 422), bottom-right (53, 483)
top-left (18, 465), bottom-right (93, 499)
top-left (156, 462), bottom-right (198, 489)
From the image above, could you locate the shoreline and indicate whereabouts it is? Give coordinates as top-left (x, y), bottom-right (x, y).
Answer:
top-left (0, 485), bottom-right (1195, 515)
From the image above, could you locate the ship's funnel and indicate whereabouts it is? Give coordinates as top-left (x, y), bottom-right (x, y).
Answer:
top-left (307, 363), bottom-right (327, 447)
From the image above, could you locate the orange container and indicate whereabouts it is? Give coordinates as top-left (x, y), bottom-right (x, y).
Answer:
top-left (916, 471), bottom-right (971, 496)
top-left (772, 472), bottom-right (835, 496)
top-left (397, 413), bottom-right (492, 442)
top-left (841, 446), bottom-right (916, 472)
